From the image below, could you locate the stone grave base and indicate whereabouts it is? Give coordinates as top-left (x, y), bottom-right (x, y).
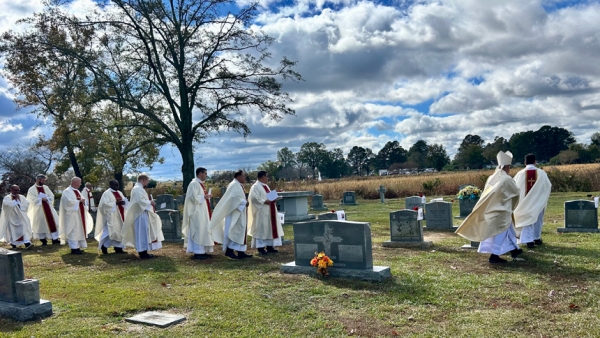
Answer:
top-left (125, 311), bottom-right (186, 328)
top-left (382, 241), bottom-right (433, 249)
top-left (454, 216), bottom-right (467, 219)
top-left (0, 299), bottom-right (52, 321)
top-left (280, 262), bottom-right (391, 282)
top-left (283, 214), bottom-right (316, 223)
top-left (423, 226), bottom-right (458, 232)
top-left (461, 241), bottom-right (480, 249)
top-left (556, 228), bottom-right (600, 233)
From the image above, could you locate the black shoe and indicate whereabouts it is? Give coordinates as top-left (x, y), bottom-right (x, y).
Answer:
top-left (266, 246), bottom-right (279, 253)
top-left (114, 247), bottom-right (126, 254)
top-left (510, 248), bottom-right (523, 258)
top-left (24, 243), bottom-right (33, 250)
top-left (192, 254), bottom-right (209, 260)
top-left (526, 242), bottom-right (535, 249)
top-left (52, 239), bottom-right (60, 245)
top-left (138, 251), bottom-right (155, 259)
top-left (101, 245), bottom-right (109, 254)
top-left (11, 244), bottom-right (17, 249)
top-left (257, 248), bottom-right (268, 255)
top-left (40, 239), bottom-right (48, 246)
top-left (225, 248), bottom-right (239, 260)
top-left (71, 248), bottom-right (83, 255)
top-left (534, 239), bottom-right (543, 245)
top-left (489, 254), bottom-right (507, 264)
top-left (237, 251), bottom-right (253, 259)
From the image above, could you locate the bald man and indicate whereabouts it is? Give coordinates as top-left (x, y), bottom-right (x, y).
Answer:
top-left (58, 177), bottom-right (94, 254)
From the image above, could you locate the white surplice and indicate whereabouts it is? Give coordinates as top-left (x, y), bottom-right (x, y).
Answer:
top-left (83, 187), bottom-right (97, 212)
top-left (0, 194), bottom-right (32, 246)
top-left (182, 178), bottom-right (214, 254)
top-left (513, 164), bottom-right (552, 243)
top-left (26, 184), bottom-right (59, 240)
top-left (248, 181), bottom-right (283, 248)
top-left (209, 179), bottom-right (247, 251)
top-left (58, 187), bottom-right (94, 249)
top-left (121, 183), bottom-right (164, 252)
top-left (94, 188), bottom-right (128, 249)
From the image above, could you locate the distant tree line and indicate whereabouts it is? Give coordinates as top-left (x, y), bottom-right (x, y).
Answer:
top-left (253, 125), bottom-right (598, 180)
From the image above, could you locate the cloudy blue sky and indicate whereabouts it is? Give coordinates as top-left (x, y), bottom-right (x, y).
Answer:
top-left (1, 0), bottom-right (599, 179)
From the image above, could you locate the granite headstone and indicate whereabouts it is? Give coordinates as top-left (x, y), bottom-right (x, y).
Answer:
top-left (281, 220), bottom-right (391, 281)
top-left (157, 210), bottom-right (183, 242)
top-left (405, 196), bottom-right (424, 210)
top-left (424, 201), bottom-right (456, 231)
top-left (156, 194), bottom-right (175, 211)
top-left (311, 194), bottom-right (327, 211)
top-left (342, 191), bottom-right (357, 205)
top-left (383, 210), bottom-right (432, 248)
top-left (557, 200), bottom-right (600, 233)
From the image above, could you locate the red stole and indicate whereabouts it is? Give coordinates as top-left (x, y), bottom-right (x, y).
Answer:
top-left (12, 195), bottom-right (24, 241)
top-left (525, 170), bottom-right (537, 196)
top-left (199, 181), bottom-right (212, 219)
top-left (72, 189), bottom-right (86, 234)
top-left (86, 188), bottom-right (93, 212)
top-left (36, 186), bottom-right (57, 233)
top-left (112, 191), bottom-right (125, 221)
top-left (262, 185), bottom-right (279, 239)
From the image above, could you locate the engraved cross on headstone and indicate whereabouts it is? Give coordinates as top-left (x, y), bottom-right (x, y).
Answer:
top-left (313, 224), bottom-right (343, 256)
top-left (578, 201), bottom-right (585, 209)
top-left (378, 185), bottom-right (386, 204)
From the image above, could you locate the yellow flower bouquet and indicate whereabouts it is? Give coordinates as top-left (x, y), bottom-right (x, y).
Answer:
top-left (310, 251), bottom-right (334, 276)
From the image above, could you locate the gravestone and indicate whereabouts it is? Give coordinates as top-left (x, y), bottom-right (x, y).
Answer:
top-left (156, 194), bottom-right (175, 211)
top-left (383, 210), bottom-right (432, 248)
top-left (311, 194), bottom-right (327, 211)
top-left (0, 249), bottom-right (52, 321)
top-left (281, 220), bottom-right (391, 281)
top-left (423, 201), bottom-right (456, 231)
top-left (126, 311), bottom-right (186, 328)
top-left (457, 198), bottom-right (479, 218)
top-left (220, 187), bottom-right (227, 196)
top-left (274, 191), bottom-right (316, 222)
top-left (405, 196), bottom-right (423, 210)
top-left (557, 200), bottom-right (600, 233)
top-left (456, 184), bottom-right (479, 218)
top-left (175, 194), bottom-right (185, 209)
top-left (318, 212), bottom-right (338, 221)
top-left (342, 191), bottom-right (357, 205)
top-left (378, 186), bottom-right (386, 204)
top-left (157, 210), bottom-right (183, 242)
top-left (461, 241), bottom-right (480, 249)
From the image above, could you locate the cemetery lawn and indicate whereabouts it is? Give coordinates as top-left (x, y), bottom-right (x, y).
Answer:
top-left (2, 192), bottom-right (600, 337)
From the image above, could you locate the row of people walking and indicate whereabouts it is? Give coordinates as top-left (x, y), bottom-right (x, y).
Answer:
top-left (0, 169), bottom-right (283, 261)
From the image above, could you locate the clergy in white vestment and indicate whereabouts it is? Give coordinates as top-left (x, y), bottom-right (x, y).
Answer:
top-left (121, 173), bottom-right (164, 259)
top-left (26, 174), bottom-right (60, 245)
top-left (209, 170), bottom-right (252, 260)
top-left (58, 177), bottom-right (94, 254)
top-left (182, 167), bottom-right (215, 260)
top-left (83, 182), bottom-right (97, 213)
top-left (513, 153), bottom-right (552, 248)
top-left (456, 151), bottom-right (523, 264)
top-left (94, 180), bottom-right (128, 254)
top-left (0, 185), bottom-right (33, 249)
top-left (248, 170), bottom-right (284, 255)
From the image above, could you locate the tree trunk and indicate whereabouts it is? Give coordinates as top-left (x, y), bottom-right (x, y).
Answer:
top-left (180, 141), bottom-right (195, 193)
top-left (66, 142), bottom-right (82, 178)
top-left (114, 171), bottom-right (124, 192)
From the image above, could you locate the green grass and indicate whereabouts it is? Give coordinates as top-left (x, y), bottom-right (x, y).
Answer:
top-left (2, 192), bottom-right (600, 337)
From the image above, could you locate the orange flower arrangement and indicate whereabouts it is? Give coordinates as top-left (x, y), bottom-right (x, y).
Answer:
top-left (310, 251), bottom-right (334, 276)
